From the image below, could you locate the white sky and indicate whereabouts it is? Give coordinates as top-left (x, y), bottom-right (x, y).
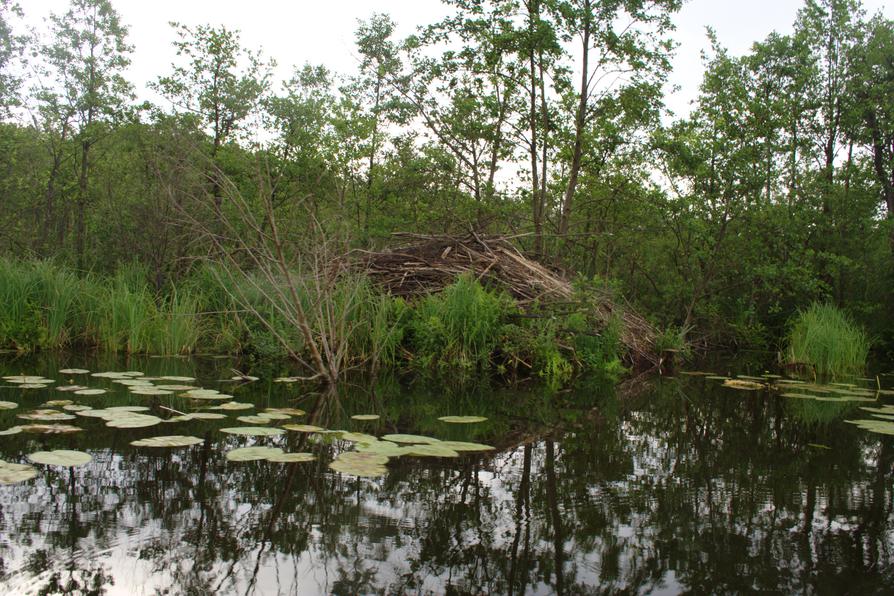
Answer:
top-left (19, 0), bottom-right (894, 119)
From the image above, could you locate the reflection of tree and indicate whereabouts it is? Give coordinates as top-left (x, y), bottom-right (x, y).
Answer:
top-left (1, 367), bottom-right (893, 594)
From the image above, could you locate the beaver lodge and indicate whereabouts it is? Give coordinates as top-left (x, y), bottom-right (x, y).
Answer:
top-left (355, 233), bottom-right (660, 368)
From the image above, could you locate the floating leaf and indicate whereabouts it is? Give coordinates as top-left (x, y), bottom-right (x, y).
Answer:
top-left (328, 459), bottom-right (388, 477)
top-left (282, 424), bottom-right (324, 433)
top-left (402, 444), bottom-right (460, 458)
top-left (0, 401), bottom-right (17, 409)
top-left (351, 414), bottom-right (380, 421)
top-left (807, 443), bottom-right (831, 449)
top-left (266, 452), bottom-right (315, 463)
top-left (438, 416), bottom-right (488, 424)
top-left (0, 426), bottom-right (22, 436)
top-left (0, 460), bottom-right (38, 484)
top-left (265, 407), bottom-right (305, 416)
top-left (182, 412), bottom-right (227, 420)
top-left (274, 377), bottom-right (299, 383)
top-left (131, 435), bottom-right (205, 448)
top-left (107, 406), bottom-right (151, 412)
top-left (226, 446), bottom-right (283, 462)
top-left (220, 426), bottom-right (285, 437)
top-left (337, 432), bottom-right (378, 444)
top-left (59, 368), bottom-right (89, 374)
top-left (106, 414), bottom-right (163, 428)
top-left (336, 451), bottom-right (389, 465)
top-left (355, 441), bottom-right (406, 457)
top-left (160, 376), bottom-right (196, 382)
top-left (231, 375), bottom-right (259, 382)
top-left (4, 375), bottom-right (50, 383)
top-left (382, 434), bottom-right (441, 444)
top-left (236, 415), bottom-right (271, 425)
top-left (130, 388), bottom-right (174, 396)
top-left (256, 412), bottom-right (291, 420)
top-left (28, 449), bottom-right (92, 467)
top-left (62, 404), bottom-right (91, 412)
top-left (90, 372), bottom-right (131, 379)
top-left (438, 441), bottom-right (495, 452)
top-left (209, 402), bottom-right (254, 411)
top-left (57, 385), bottom-right (89, 392)
top-left (74, 389), bottom-right (106, 396)
top-left (115, 379), bottom-right (154, 386)
top-left (18, 424), bottom-right (82, 434)
top-left (43, 400), bottom-right (73, 407)
top-left (18, 409), bottom-right (76, 421)
top-left (845, 419), bottom-right (894, 435)
top-left (18, 384), bottom-right (48, 389)
top-left (155, 384), bottom-right (197, 391)
top-left (722, 379), bottom-right (765, 391)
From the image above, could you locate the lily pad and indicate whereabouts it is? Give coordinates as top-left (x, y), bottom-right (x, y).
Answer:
top-left (0, 426), bottom-right (22, 436)
top-left (265, 408), bottom-right (306, 416)
top-left (74, 389), bottom-right (107, 396)
top-left (351, 414), bottom-right (380, 421)
top-left (230, 375), bottom-right (259, 382)
top-left (220, 426), bottom-right (285, 437)
top-left (160, 376), bottom-right (196, 382)
top-left (18, 424), bottom-right (82, 434)
top-left (131, 435), bottom-right (205, 448)
top-left (328, 459), bottom-right (388, 477)
top-left (62, 404), bottom-right (92, 412)
top-left (155, 384), bottom-right (197, 391)
top-left (336, 451), bottom-right (389, 465)
top-left (182, 412), bottom-right (227, 420)
top-left (43, 400), bottom-right (73, 407)
top-left (722, 379), bottom-right (765, 391)
top-left (28, 449), bottom-right (92, 467)
top-left (355, 441), bottom-right (406, 457)
top-left (106, 414), bottom-right (163, 428)
top-left (402, 444), bottom-right (460, 458)
top-left (18, 410), bottom-right (76, 422)
top-left (209, 402), bottom-right (254, 411)
top-left (438, 441), bottom-right (496, 452)
top-left (236, 415), bottom-right (271, 425)
top-left (382, 434), bottom-right (441, 444)
top-left (437, 416), bottom-right (488, 424)
top-left (266, 452), bottom-right (316, 463)
top-left (57, 385), bottom-right (89, 392)
top-left (845, 419), bottom-right (894, 435)
top-left (0, 460), bottom-right (38, 484)
top-left (0, 401), bottom-right (17, 410)
top-left (282, 424), bottom-right (324, 433)
top-left (59, 368), bottom-right (89, 374)
top-left (339, 432), bottom-right (379, 444)
top-left (4, 375), bottom-right (50, 383)
top-left (17, 384), bottom-right (48, 389)
top-left (226, 446), bottom-right (284, 462)
top-left (130, 388), bottom-right (174, 396)
top-left (256, 412), bottom-right (291, 420)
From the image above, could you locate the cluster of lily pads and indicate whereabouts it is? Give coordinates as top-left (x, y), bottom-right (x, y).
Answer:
top-left (1, 368), bottom-right (497, 482)
top-left (683, 370), bottom-right (894, 437)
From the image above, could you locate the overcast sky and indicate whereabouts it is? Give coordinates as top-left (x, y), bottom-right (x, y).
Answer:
top-left (20, 0), bottom-right (894, 119)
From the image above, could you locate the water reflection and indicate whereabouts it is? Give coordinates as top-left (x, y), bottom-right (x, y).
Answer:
top-left (0, 356), bottom-right (893, 594)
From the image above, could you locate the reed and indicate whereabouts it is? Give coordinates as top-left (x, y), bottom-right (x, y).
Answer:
top-left (785, 302), bottom-right (870, 378)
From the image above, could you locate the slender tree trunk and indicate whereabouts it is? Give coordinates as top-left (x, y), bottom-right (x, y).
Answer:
top-left (76, 139), bottom-right (90, 272)
top-left (526, 1), bottom-right (543, 256)
top-left (558, 0), bottom-right (591, 239)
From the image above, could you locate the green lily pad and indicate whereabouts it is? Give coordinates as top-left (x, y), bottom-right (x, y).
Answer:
top-left (256, 412), bottom-right (291, 420)
top-left (723, 379), bottom-right (765, 390)
top-left (0, 401), bottom-right (17, 409)
top-left (130, 388), bottom-right (174, 396)
top-left (230, 375), bottom-right (259, 382)
top-left (339, 432), bottom-right (379, 443)
top-left (107, 406), bottom-right (151, 412)
top-left (209, 402), bottom-right (255, 411)
top-left (438, 441), bottom-right (496, 452)
top-left (337, 451), bottom-right (389, 465)
top-left (59, 368), bottom-right (89, 374)
top-left (62, 404), bottom-right (92, 412)
top-left (351, 414), bottom-right (380, 421)
top-left (18, 424), bottom-right (82, 434)
top-left (17, 384), bottom-right (48, 389)
top-left (131, 435), bottom-right (205, 447)
top-left (28, 449), bottom-right (92, 467)
top-left (115, 379), bottom-right (154, 386)
top-left (0, 460), bottom-right (38, 484)
top-left (236, 415), bottom-right (271, 425)
top-left (155, 384), bottom-right (197, 391)
top-left (160, 376), bottom-right (196, 382)
top-left (266, 452), bottom-right (316, 463)
top-left (74, 389), bottom-right (107, 396)
top-left (282, 424), bottom-right (324, 433)
top-left (402, 444), bottom-right (460, 458)
top-left (382, 434), bottom-right (441, 444)
top-left (226, 446), bottom-right (283, 462)
top-left (0, 426), bottom-right (22, 436)
top-left (18, 410), bottom-right (76, 421)
top-left (328, 459), bottom-right (388, 477)
top-left (43, 400), bottom-right (73, 407)
top-left (355, 441), bottom-right (406, 457)
top-left (845, 419), bottom-right (894, 435)
top-left (437, 416), bottom-right (488, 424)
top-left (265, 407), bottom-right (306, 416)
top-left (57, 385), bottom-right (89, 392)
top-left (220, 426), bottom-right (285, 437)
top-left (106, 414), bottom-right (163, 428)
top-left (4, 376), bottom-right (50, 383)
top-left (183, 412), bottom-right (227, 420)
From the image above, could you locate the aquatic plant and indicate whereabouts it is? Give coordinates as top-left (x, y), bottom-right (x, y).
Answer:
top-left (784, 303), bottom-right (869, 378)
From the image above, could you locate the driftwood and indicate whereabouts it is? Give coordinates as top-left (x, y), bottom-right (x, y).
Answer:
top-left (354, 233), bottom-right (659, 367)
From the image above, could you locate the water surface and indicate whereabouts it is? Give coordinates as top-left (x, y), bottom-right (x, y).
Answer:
top-left (1, 354), bottom-right (893, 594)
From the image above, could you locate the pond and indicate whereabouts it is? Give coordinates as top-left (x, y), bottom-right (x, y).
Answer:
top-left (1, 354), bottom-right (893, 595)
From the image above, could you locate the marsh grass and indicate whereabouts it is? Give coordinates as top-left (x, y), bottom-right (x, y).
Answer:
top-left (785, 302), bottom-right (870, 378)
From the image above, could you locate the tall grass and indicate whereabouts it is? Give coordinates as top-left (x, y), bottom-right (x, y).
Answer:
top-left (785, 302), bottom-right (869, 378)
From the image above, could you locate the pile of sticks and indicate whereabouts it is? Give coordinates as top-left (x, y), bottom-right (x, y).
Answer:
top-left (355, 233), bottom-right (659, 367)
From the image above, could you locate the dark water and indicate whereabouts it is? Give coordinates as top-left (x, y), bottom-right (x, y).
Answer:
top-left (1, 354), bottom-right (893, 595)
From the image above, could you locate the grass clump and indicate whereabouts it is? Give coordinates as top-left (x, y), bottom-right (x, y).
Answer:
top-left (784, 302), bottom-right (869, 378)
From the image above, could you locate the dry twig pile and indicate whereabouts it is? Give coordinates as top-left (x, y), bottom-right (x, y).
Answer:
top-left (355, 233), bottom-right (659, 367)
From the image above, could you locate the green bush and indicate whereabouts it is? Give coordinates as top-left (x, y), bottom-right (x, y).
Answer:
top-left (784, 302), bottom-right (870, 378)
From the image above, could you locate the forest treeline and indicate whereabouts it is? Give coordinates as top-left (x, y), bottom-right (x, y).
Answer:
top-left (0, 0), bottom-right (892, 359)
